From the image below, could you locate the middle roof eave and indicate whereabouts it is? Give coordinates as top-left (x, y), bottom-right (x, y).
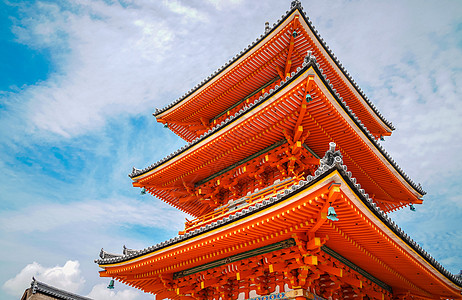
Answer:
top-left (132, 61), bottom-right (424, 203)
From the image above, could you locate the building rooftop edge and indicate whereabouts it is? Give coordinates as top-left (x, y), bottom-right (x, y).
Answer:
top-left (29, 278), bottom-right (93, 300)
top-left (153, 1), bottom-right (394, 132)
top-left (131, 58), bottom-right (425, 196)
top-left (100, 145), bottom-right (458, 288)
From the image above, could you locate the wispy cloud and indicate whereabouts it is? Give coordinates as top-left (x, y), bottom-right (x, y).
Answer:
top-left (206, 0), bottom-right (244, 11)
top-left (0, 197), bottom-right (186, 234)
top-left (162, 0), bottom-right (208, 22)
top-left (3, 261), bottom-right (84, 297)
top-left (3, 261), bottom-right (146, 300)
top-left (19, 2), bottom-right (174, 137)
top-left (3, 1), bottom-right (200, 138)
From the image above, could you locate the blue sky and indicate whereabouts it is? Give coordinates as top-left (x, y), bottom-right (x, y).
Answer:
top-left (1, 1), bottom-right (461, 299)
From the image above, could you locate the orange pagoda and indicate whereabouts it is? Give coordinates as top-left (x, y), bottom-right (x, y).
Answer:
top-left (96, 2), bottom-right (462, 300)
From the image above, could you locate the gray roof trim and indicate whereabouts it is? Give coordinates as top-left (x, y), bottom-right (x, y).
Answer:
top-left (295, 3), bottom-right (394, 131)
top-left (153, 1), bottom-right (394, 131)
top-left (30, 278), bottom-right (93, 300)
top-left (99, 144), bottom-right (459, 288)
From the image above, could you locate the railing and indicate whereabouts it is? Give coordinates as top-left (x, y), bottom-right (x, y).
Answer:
top-left (181, 175), bottom-right (304, 234)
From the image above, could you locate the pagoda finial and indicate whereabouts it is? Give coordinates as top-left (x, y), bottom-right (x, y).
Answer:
top-left (265, 21), bottom-right (270, 33)
top-left (291, 0), bottom-right (302, 10)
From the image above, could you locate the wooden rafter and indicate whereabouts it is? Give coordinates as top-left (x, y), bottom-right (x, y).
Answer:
top-left (284, 16), bottom-right (300, 76)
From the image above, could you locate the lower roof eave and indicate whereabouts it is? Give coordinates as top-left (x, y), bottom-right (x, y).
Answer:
top-left (98, 163), bottom-right (461, 296)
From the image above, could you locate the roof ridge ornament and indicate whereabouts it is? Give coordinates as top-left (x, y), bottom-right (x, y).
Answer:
top-left (99, 248), bottom-right (123, 259)
top-left (123, 245), bottom-right (139, 256)
top-left (31, 277), bottom-right (38, 294)
top-left (264, 21), bottom-right (270, 33)
top-left (291, 0), bottom-right (302, 10)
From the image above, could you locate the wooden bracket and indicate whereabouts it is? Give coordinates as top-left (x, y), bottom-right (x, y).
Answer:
top-left (317, 264), bottom-right (343, 277)
top-left (328, 182), bottom-right (341, 203)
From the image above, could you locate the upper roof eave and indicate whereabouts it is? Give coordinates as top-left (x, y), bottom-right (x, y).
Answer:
top-left (152, 5), bottom-right (300, 120)
top-left (153, 1), bottom-right (394, 133)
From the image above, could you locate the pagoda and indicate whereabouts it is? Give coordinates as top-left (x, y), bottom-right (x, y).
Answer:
top-left (95, 2), bottom-right (462, 300)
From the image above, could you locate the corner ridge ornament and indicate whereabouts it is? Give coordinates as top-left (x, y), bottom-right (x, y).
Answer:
top-left (130, 167), bottom-right (141, 177)
top-left (318, 142), bottom-right (343, 171)
top-left (304, 50), bottom-right (316, 64)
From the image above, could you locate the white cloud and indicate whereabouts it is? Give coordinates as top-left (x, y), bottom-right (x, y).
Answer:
top-left (3, 261), bottom-right (85, 297)
top-left (207, 0), bottom-right (244, 10)
top-left (0, 197), bottom-right (187, 234)
top-left (162, 0), bottom-right (208, 22)
top-left (2, 0), bottom-right (249, 139)
top-left (86, 283), bottom-right (140, 300)
top-left (134, 20), bottom-right (174, 62)
top-left (3, 261), bottom-right (146, 300)
top-left (6, 1), bottom-right (179, 138)
top-left (304, 0), bottom-right (462, 187)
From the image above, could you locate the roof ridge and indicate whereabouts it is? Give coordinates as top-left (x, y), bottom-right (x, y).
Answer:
top-left (30, 278), bottom-right (93, 300)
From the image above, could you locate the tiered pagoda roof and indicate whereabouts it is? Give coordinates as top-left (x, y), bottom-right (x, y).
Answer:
top-left (97, 1), bottom-right (461, 300)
